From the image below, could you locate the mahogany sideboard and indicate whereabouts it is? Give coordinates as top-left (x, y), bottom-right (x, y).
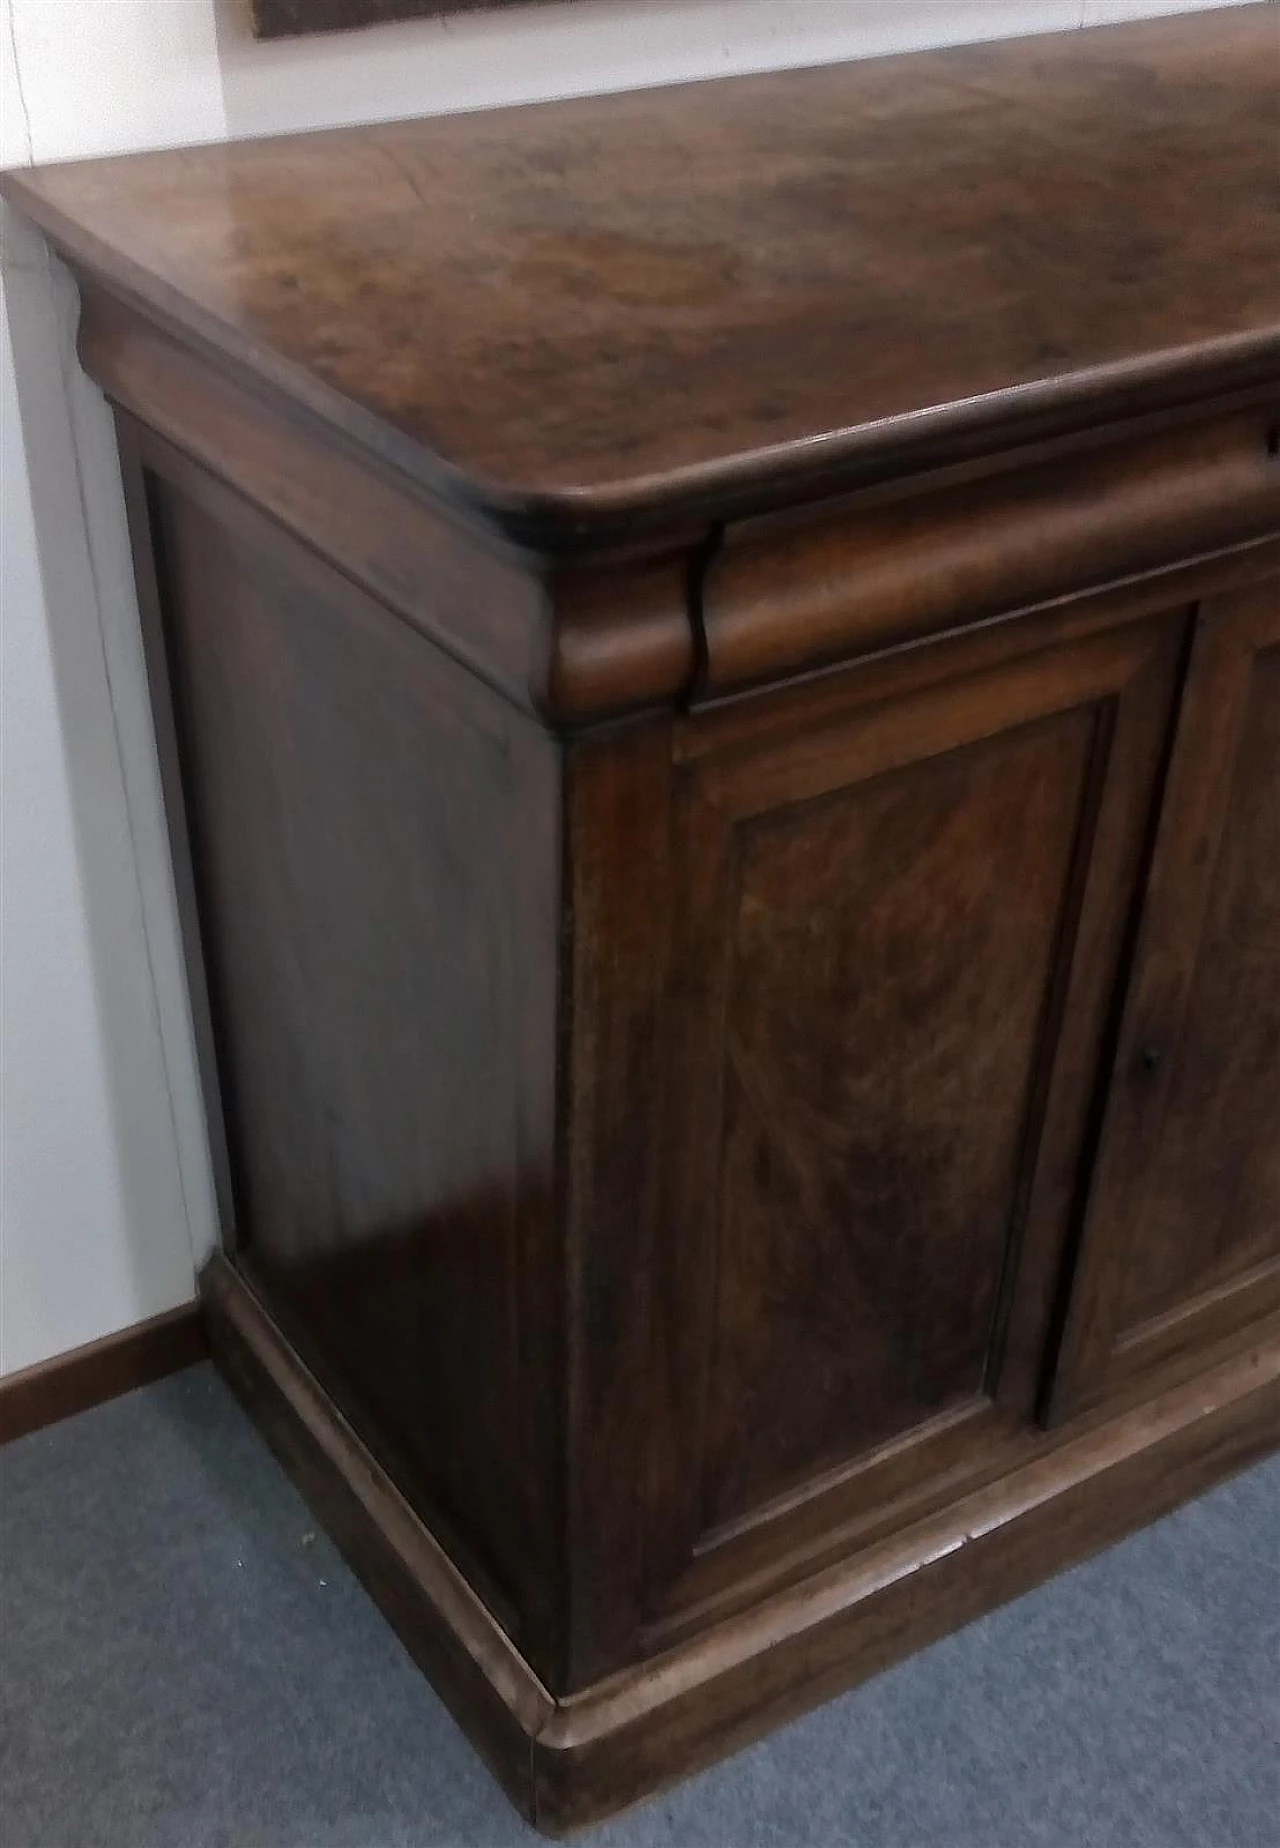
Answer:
top-left (5, 6), bottom-right (1278, 1829)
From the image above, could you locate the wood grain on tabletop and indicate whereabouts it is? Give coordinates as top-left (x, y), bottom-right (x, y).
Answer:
top-left (2, 7), bottom-right (1277, 536)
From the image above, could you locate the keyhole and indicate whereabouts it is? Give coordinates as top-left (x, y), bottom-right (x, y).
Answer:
top-left (1139, 1045), bottom-right (1165, 1077)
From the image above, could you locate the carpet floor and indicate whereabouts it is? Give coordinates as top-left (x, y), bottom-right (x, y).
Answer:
top-left (0, 1364), bottom-right (1276, 1848)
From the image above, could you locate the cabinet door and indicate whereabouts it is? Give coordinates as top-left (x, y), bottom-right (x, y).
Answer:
top-left (1048, 578), bottom-right (1280, 1421)
top-left (643, 607), bottom-right (1184, 1636)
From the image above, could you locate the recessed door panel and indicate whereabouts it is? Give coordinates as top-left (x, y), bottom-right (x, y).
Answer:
top-left (646, 608), bottom-right (1186, 1632)
top-left (702, 713), bottom-right (1090, 1530)
top-left (1048, 579), bottom-right (1280, 1419)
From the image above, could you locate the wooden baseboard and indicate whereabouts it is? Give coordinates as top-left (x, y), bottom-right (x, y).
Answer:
top-left (0, 1301), bottom-right (208, 1445)
top-left (200, 1253), bottom-right (1280, 1834)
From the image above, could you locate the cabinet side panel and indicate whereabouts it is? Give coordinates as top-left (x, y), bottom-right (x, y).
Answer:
top-left (143, 467), bottom-right (563, 1669)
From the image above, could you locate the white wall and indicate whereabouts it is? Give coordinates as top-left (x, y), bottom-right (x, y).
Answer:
top-left (0, 0), bottom-right (1249, 1376)
top-left (0, 4), bottom-right (225, 1377)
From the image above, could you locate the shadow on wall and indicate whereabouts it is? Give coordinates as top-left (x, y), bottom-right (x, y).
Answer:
top-left (1, 207), bottom-right (214, 1369)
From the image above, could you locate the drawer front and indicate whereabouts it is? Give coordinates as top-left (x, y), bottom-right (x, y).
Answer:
top-left (639, 600), bottom-right (1186, 1643)
top-left (703, 406), bottom-right (1280, 697)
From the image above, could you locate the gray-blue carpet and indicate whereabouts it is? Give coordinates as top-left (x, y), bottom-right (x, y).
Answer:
top-left (0, 1364), bottom-right (1276, 1848)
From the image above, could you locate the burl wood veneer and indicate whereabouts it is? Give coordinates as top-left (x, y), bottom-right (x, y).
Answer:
top-left (4, 7), bottom-right (1278, 1829)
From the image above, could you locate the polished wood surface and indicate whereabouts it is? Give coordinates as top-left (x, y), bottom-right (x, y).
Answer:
top-left (77, 288), bottom-right (694, 727)
top-left (638, 601), bottom-right (1185, 1639)
top-left (5, 7), bottom-right (1279, 1830)
top-left (202, 1258), bottom-right (550, 1824)
top-left (207, 1253), bottom-right (1280, 1832)
top-left (703, 406), bottom-right (1280, 695)
top-left (1050, 578), bottom-right (1280, 1418)
top-left (131, 455), bottom-right (565, 1675)
top-left (3, 8), bottom-right (1278, 543)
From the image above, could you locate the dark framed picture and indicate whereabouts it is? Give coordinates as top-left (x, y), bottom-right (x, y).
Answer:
top-left (252, 0), bottom-right (561, 37)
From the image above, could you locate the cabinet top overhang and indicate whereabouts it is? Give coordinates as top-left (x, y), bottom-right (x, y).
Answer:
top-left (3, 7), bottom-right (1278, 549)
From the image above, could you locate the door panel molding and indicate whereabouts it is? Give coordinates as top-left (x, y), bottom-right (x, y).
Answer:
top-left (643, 608), bottom-right (1187, 1635)
top-left (1047, 580), bottom-right (1280, 1420)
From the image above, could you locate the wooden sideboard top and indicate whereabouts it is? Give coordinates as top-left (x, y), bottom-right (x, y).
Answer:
top-left (3, 6), bottom-right (1278, 547)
